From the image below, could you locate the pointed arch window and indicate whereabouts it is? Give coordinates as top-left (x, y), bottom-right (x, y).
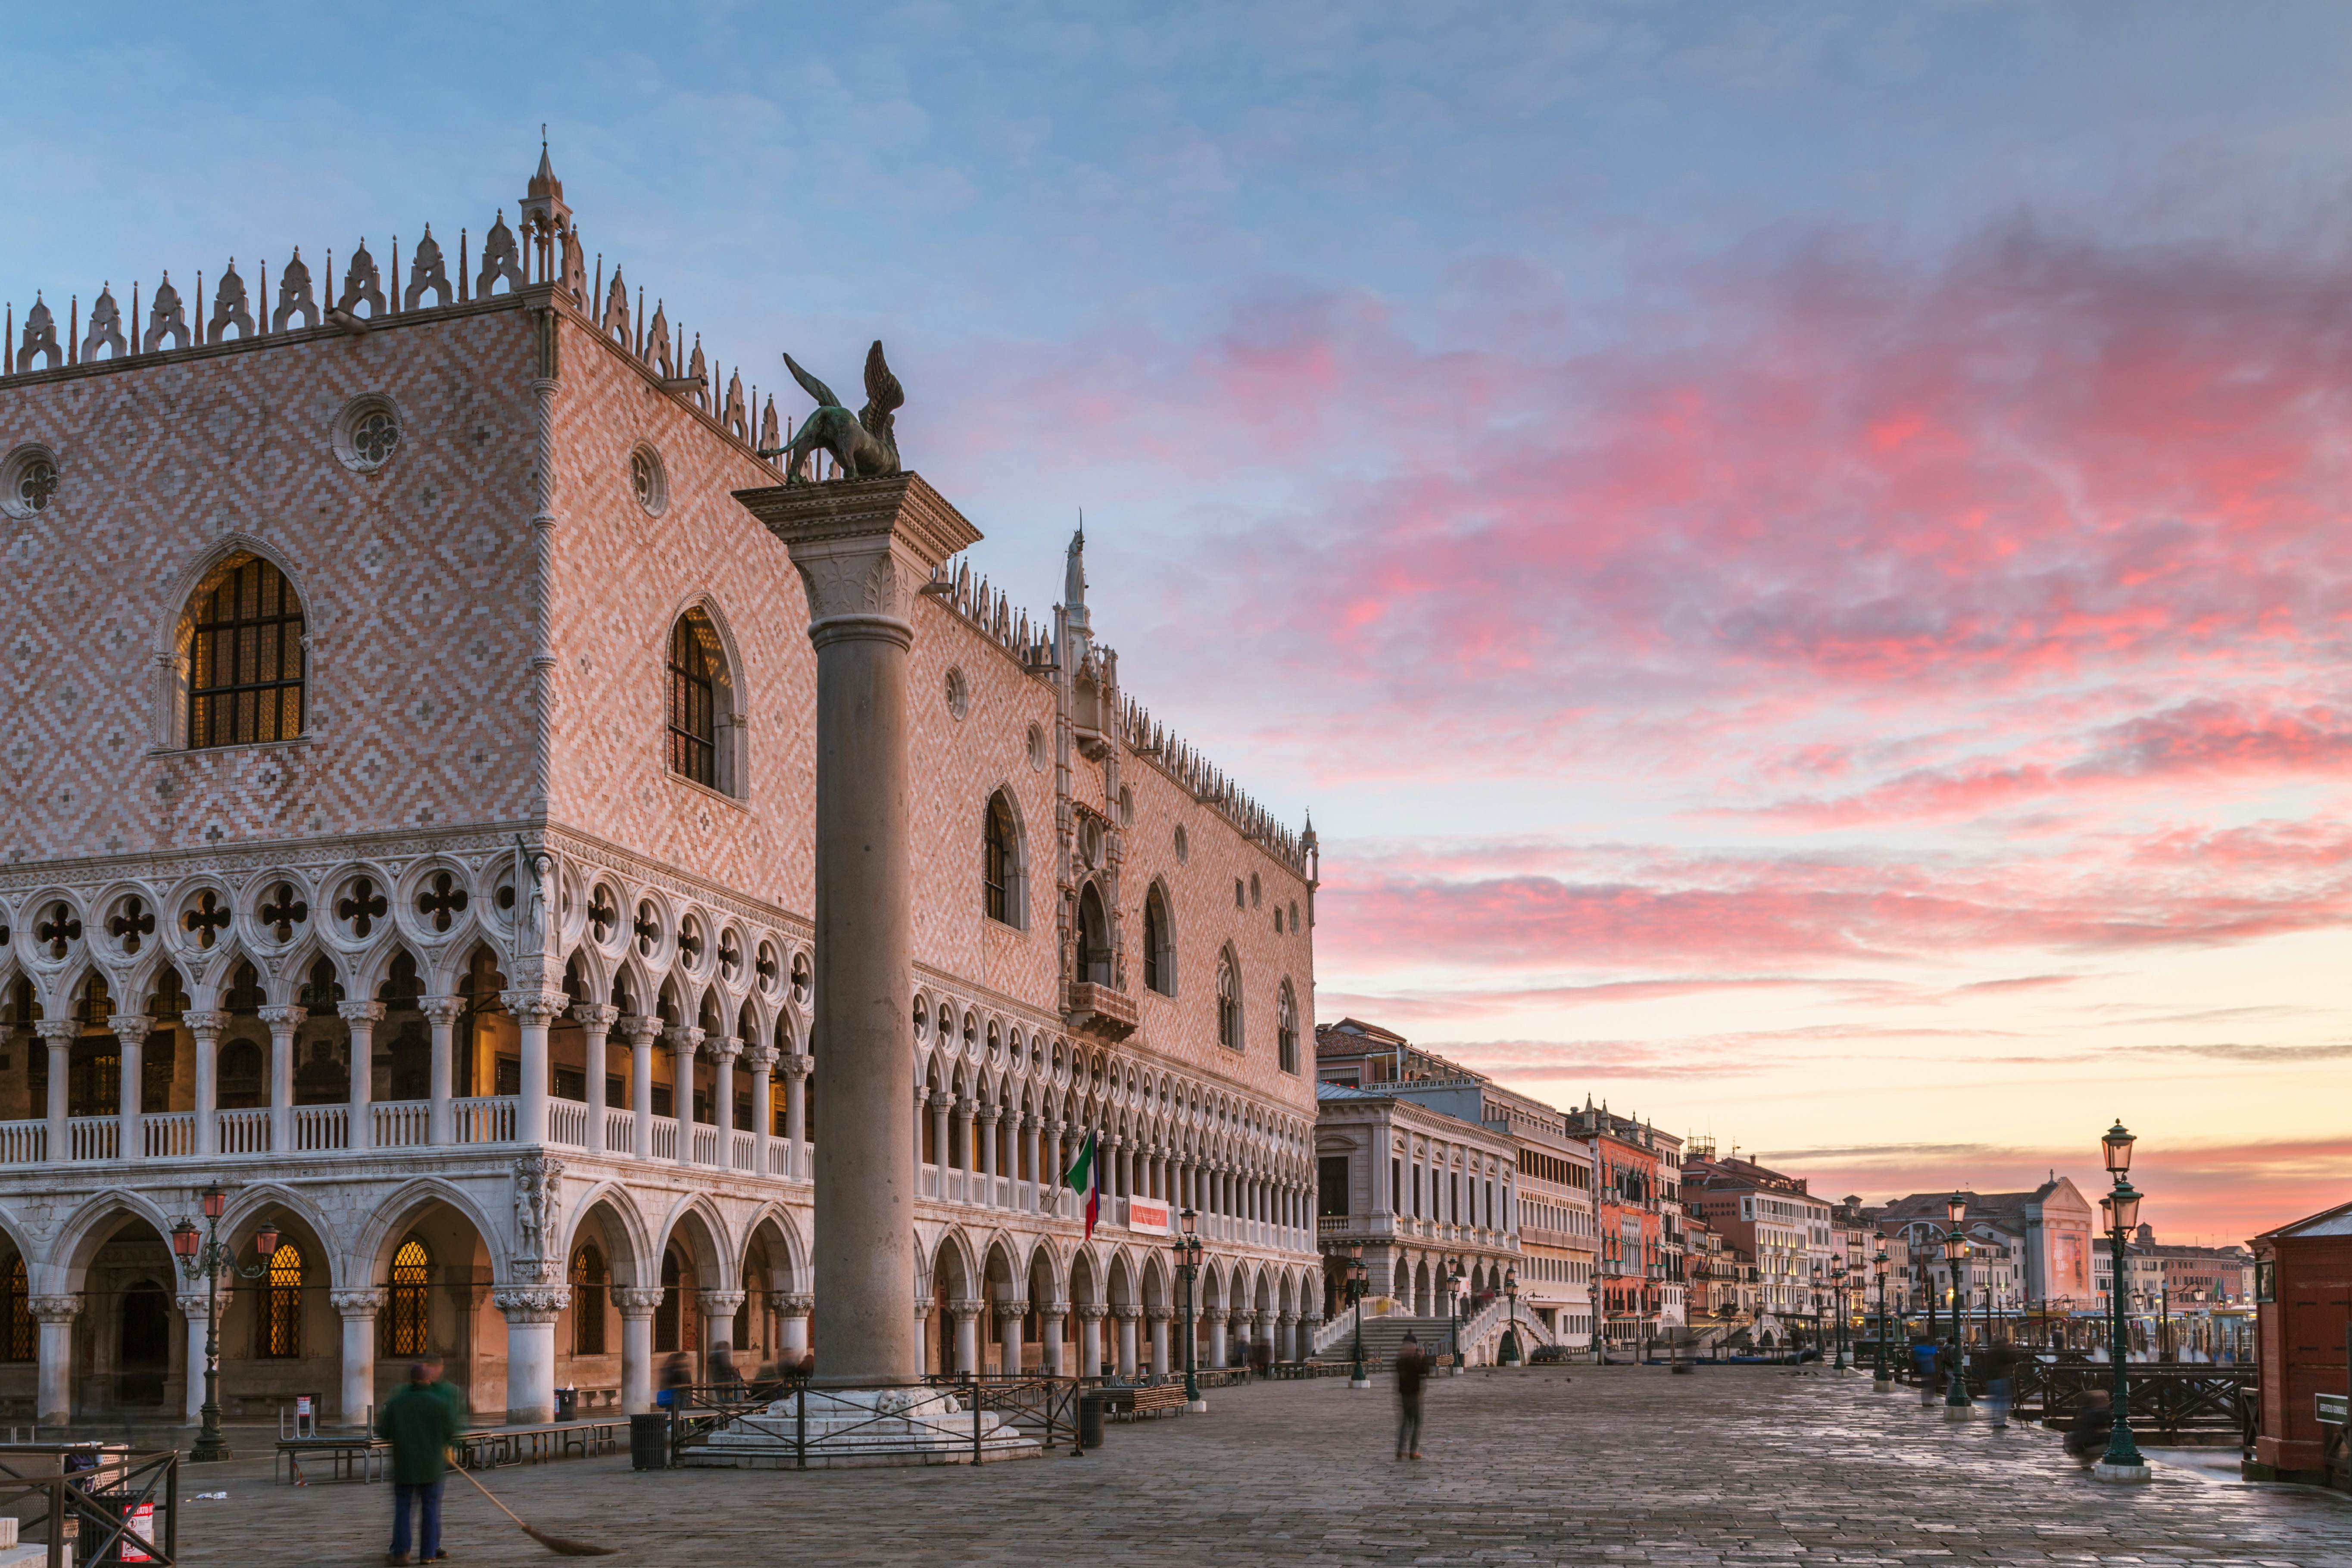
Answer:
top-left (572, 1244), bottom-right (608, 1356)
top-left (185, 555), bottom-right (306, 748)
top-left (1216, 948), bottom-right (1242, 1052)
top-left (668, 615), bottom-right (718, 788)
top-left (983, 791), bottom-right (1022, 927)
top-left (259, 1241), bottom-right (304, 1358)
top-left (381, 1238), bottom-right (430, 1357)
top-left (1076, 882), bottom-right (1111, 985)
top-left (0, 1257), bottom-right (29, 1362)
top-left (1276, 980), bottom-right (1299, 1075)
top-left (1143, 884), bottom-right (1175, 997)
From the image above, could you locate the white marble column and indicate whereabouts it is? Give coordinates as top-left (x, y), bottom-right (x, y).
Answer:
top-left (183, 1010), bottom-right (226, 1158)
top-left (1022, 1116), bottom-right (1042, 1209)
top-left (495, 1286), bottom-right (568, 1424)
top-left (574, 1003), bottom-right (619, 1123)
top-left (951, 1300), bottom-right (983, 1376)
top-left (711, 1036), bottom-right (740, 1165)
top-left (113, 1013), bottom-right (151, 1159)
top-left (976, 1106), bottom-right (999, 1207)
top-left (258, 1005), bottom-right (306, 1154)
top-left (622, 1016), bottom-right (658, 1161)
top-left (421, 996), bottom-right (463, 1147)
top-left (745, 1043), bottom-right (777, 1177)
top-left (340, 1001), bottom-right (383, 1153)
top-left (779, 1292), bottom-right (813, 1360)
top-left (665, 1025), bottom-right (702, 1164)
top-left (1204, 1307), bottom-right (1227, 1370)
top-left (782, 1051), bottom-right (810, 1179)
top-left (177, 1290), bottom-right (212, 1422)
top-left (1039, 1303), bottom-right (1067, 1376)
top-left (996, 1293), bottom-right (1026, 1375)
top-left (700, 1291), bottom-right (745, 1378)
top-left (32, 1295), bottom-right (78, 1426)
top-left (930, 1094), bottom-right (952, 1183)
top-left (1147, 1306), bottom-right (1172, 1376)
top-left (1078, 1303), bottom-right (1106, 1379)
top-left (333, 1289), bottom-right (384, 1425)
top-left (614, 1286), bottom-right (663, 1412)
top-left (1116, 1307), bottom-right (1139, 1376)
top-left (37, 1021), bottom-right (72, 1162)
top-left (503, 990), bottom-right (566, 1147)
top-left (738, 473), bottom-right (977, 1389)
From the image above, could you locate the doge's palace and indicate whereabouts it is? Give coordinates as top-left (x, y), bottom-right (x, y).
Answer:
top-left (0, 147), bottom-right (1322, 1428)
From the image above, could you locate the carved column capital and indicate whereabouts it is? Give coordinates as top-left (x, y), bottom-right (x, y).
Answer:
top-left (663, 1025), bottom-right (705, 1052)
top-left (611, 1286), bottom-right (665, 1317)
top-left (617, 1014), bottom-right (663, 1046)
top-left (778, 1292), bottom-right (814, 1315)
top-left (176, 1292), bottom-right (212, 1319)
top-left (699, 1289), bottom-right (747, 1315)
top-left (782, 1052), bottom-right (814, 1078)
top-left (571, 1003), bottom-right (621, 1032)
top-left (331, 1288), bottom-right (386, 1318)
top-left (734, 473), bottom-right (983, 640)
top-left (337, 1001), bottom-right (387, 1026)
top-left (500, 989), bottom-right (570, 1027)
top-left (419, 995), bottom-right (467, 1028)
top-left (1144, 1304), bottom-right (1173, 1323)
top-left (491, 1286), bottom-right (570, 1324)
top-left (109, 1013), bottom-right (155, 1047)
top-left (179, 1010), bottom-right (230, 1040)
top-left (256, 1005), bottom-right (308, 1032)
top-left (707, 1035), bottom-right (743, 1064)
top-left (742, 1043), bottom-right (779, 1075)
top-left (948, 1298), bottom-right (986, 1323)
top-left (28, 1295), bottom-right (80, 1324)
top-left (1076, 1302), bottom-right (1110, 1322)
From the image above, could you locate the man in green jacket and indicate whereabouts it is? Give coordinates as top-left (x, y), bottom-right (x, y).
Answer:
top-left (379, 1362), bottom-right (463, 1565)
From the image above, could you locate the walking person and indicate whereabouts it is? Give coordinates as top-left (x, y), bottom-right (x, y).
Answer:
top-left (379, 1360), bottom-right (464, 1566)
top-left (1394, 1331), bottom-right (1429, 1461)
top-left (1982, 1342), bottom-right (2018, 1430)
top-left (2064, 1387), bottom-right (2114, 1465)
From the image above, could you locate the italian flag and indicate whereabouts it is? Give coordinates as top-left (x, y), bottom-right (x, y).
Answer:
top-left (1064, 1132), bottom-right (1100, 1240)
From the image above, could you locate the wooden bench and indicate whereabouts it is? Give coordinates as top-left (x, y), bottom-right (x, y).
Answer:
top-left (274, 1437), bottom-right (389, 1485)
top-left (1109, 1385), bottom-right (1189, 1421)
top-left (456, 1418), bottom-right (624, 1470)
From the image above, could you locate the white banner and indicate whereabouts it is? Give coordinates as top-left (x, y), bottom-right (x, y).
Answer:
top-left (1127, 1196), bottom-right (1171, 1235)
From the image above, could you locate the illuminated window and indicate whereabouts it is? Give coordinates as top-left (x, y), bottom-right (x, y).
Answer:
top-left (381, 1238), bottom-right (430, 1357)
top-left (572, 1244), bottom-right (608, 1356)
top-left (259, 1241), bottom-right (304, 1358)
top-left (667, 616), bottom-right (717, 788)
top-left (0, 1257), bottom-right (29, 1362)
top-left (186, 556), bottom-right (306, 749)
top-left (983, 792), bottom-right (1018, 926)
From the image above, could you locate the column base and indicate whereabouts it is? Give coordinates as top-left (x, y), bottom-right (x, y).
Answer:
top-left (1348, 1378), bottom-right (1372, 1390)
top-left (1872, 1378), bottom-right (1895, 1393)
top-left (1186, 1399), bottom-right (1209, 1413)
top-left (680, 1387), bottom-right (1041, 1468)
top-left (1943, 1403), bottom-right (1973, 1420)
top-left (2091, 1460), bottom-right (2152, 1484)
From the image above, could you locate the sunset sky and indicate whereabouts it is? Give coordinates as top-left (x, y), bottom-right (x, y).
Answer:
top-left (9, 3), bottom-right (2347, 1243)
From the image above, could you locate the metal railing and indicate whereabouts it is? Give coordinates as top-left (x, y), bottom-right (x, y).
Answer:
top-left (663, 1375), bottom-right (1082, 1468)
top-left (0, 1445), bottom-right (180, 1567)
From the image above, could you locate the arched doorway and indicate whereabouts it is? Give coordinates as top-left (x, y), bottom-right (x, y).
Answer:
top-left (118, 1281), bottom-right (171, 1407)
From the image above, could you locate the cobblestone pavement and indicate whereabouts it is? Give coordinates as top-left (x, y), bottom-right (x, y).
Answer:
top-left (178, 1366), bottom-right (2352, 1565)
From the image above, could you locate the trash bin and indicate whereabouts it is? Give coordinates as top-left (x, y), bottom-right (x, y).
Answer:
top-left (1076, 1392), bottom-right (1108, 1452)
top-left (555, 1386), bottom-right (579, 1421)
top-left (629, 1412), bottom-right (669, 1471)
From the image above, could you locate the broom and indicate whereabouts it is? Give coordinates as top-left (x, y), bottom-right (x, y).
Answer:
top-left (449, 1460), bottom-right (617, 1556)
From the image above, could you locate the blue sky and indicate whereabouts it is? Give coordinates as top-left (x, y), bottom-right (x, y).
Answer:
top-left (11, 3), bottom-right (2352, 1236)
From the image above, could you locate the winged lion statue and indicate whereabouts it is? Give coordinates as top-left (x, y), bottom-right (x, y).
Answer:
top-left (773, 340), bottom-right (904, 482)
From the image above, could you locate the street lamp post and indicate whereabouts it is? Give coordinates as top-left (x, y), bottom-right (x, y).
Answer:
top-left (1498, 1269), bottom-right (1522, 1365)
top-left (1171, 1207), bottom-right (1205, 1411)
top-left (169, 1188), bottom-right (281, 1463)
top-left (1445, 1265), bottom-right (1464, 1375)
top-left (2094, 1121), bottom-right (2151, 1484)
top-left (1926, 1191), bottom-right (1974, 1416)
top-left (1344, 1245), bottom-right (1371, 1389)
top-left (1871, 1244), bottom-right (1893, 1392)
top-left (1831, 1259), bottom-right (1850, 1372)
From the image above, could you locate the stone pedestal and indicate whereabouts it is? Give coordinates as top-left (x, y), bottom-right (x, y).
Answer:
top-left (2091, 1459), bottom-right (2152, 1484)
top-left (734, 473), bottom-right (979, 1390)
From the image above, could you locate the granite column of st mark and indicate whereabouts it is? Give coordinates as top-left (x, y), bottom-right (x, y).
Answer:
top-left (734, 472), bottom-right (979, 1387)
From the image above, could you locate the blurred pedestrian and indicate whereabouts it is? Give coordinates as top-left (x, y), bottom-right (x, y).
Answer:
top-left (1982, 1342), bottom-right (2019, 1429)
top-left (1394, 1331), bottom-right (1429, 1461)
top-left (1248, 1335), bottom-right (1273, 1380)
top-left (655, 1351), bottom-right (693, 1411)
top-left (2064, 1387), bottom-right (2114, 1464)
top-left (378, 1361), bottom-right (462, 1566)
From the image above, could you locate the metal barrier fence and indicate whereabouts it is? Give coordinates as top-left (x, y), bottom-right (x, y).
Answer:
top-left (0, 1445), bottom-right (179, 1567)
top-left (664, 1375), bottom-right (1082, 1468)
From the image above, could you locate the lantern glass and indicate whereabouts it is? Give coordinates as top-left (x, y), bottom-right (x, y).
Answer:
top-left (1945, 1191), bottom-right (1966, 1226)
top-left (171, 1220), bottom-right (200, 1259)
top-left (1874, 1253), bottom-right (1888, 1281)
top-left (1181, 1206), bottom-right (1197, 1238)
top-left (1943, 1232), bottom-right (1965, 1263)
top-left (255, 1223), bottom-right (281, 1259)
top-left (200, 1187), bottom-right (227, 1222)
top-left (2102, 1120), bottom-right (2135, 1174)
top-left (2110, 1182), bottom-right (2141, 1232)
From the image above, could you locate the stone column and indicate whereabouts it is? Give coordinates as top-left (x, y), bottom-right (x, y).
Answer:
top-left (1077, 1303), bottom-right (1107, 1379)
top-left (664, 1026), bottom-right (702, 1164)
top-left (32, 1295), bottom-right (78, 1426)
top-left (700, 1291), bottom-right (746, 1379)
top-left (782, 1051), bottom-right (810, 1179)
top-left (975, 1106), bottom-right (999, 1207)
top-left (257, 1005), bottom-right (306, 1154)
top-left (736, 472), bottom-right (979, 1387)
top-left (1038, 1301), bottom-right (1067, 1376)
top-left (1115, 1307), bottom-right (1139, 1376)
top-left (502, 989), bottom-right (567, 1147)
top-left (779, 1292), bottom-right (814, 1359)
top-left (494, 1286), bottom-right (568, 1424)
top-left (333, 1289), bottom-right (384, 1425)
top-left (613, 1286), bottom-right (664, 1412)
top-left (340, 1001), bottom-right (384, 1153)
top-left (1147, 1305), bottom-right (1172, 1376)
top-left (622, 1016), bottom-right (658, 1161)
top-left (183, 1010), bottom-right (227, 1158)
top-left (37, 1020), bottom-right (73, 1161)
top-left (1279, 1309), bottom-right (1299, 1363)
top-left (1203, 1306), bottom-right (1228, 1370)
top-left (950, 1300), bottom-right (984, 1376)
top-left (1022, 1116), bottom-right (1042, 1209)
top-left (1304, 1312), bottom-right (1325, 1362)
top-left (745, 1043), bottom-right (777, 1177)
top-left (995, 1292), bottom-right (1026, 1375)
top-left (112, 1013), bottom-right (151, 1159)
top-left (930, 1094), bottom-right (952, 1184)
top-left (914, 1298), bottom-right (931, 1373)
top-left (420, 996), bottom-right (463, 1146)
top-left (711, 1036), bottom-right (741, 1167)
top-left (177, 1291), bottom-right (212, 1422)
top-left (574, 1002), bottom-right (619, 1124)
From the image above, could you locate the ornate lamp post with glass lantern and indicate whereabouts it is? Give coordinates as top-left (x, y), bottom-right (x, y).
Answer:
top-left (1171, 1207), bottom-right (1205, 1410)
top-left (1498, 1268), bottom-right (1522, 1365)
top-left (1831, 1257), bottom-right (1851, 1372)
top-left (2093, 1120), bottom-right (2152, 1484)
top-left (1343, 1245), bottom-right (1371, 1389)
top-left (170, 1188), bottom-right (281, 1463)
top-left (1444, 1264), bottom-right (1465, 1375)
top-left (1871, 1244), bottom-right (1894, 1391)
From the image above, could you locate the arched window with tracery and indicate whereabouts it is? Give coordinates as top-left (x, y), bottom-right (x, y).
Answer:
top-left (1143, 884), bottom-right (1175, 997)
top-left (1216, 948), bottom-right (1242, 1052)
top-left (0, 1257), bottom-right (29, 1362)
top-left (184, 555), bottom-right (306, 748)
top-left (1276, 980), bottom-right (1299, 1075)
top-left (1076, 882), bottom-right (1110, 985)
top-left (983, 792), bottom-right (1020, 926)
top-left (572, 1244), bottom-right (608, 1355)
top-left (667, 614), bottom-right (718, 787)
top-left (259, 1241), bottom-right (304, 1358)
top-left (381, 1238), bottom-right (430, 1357)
